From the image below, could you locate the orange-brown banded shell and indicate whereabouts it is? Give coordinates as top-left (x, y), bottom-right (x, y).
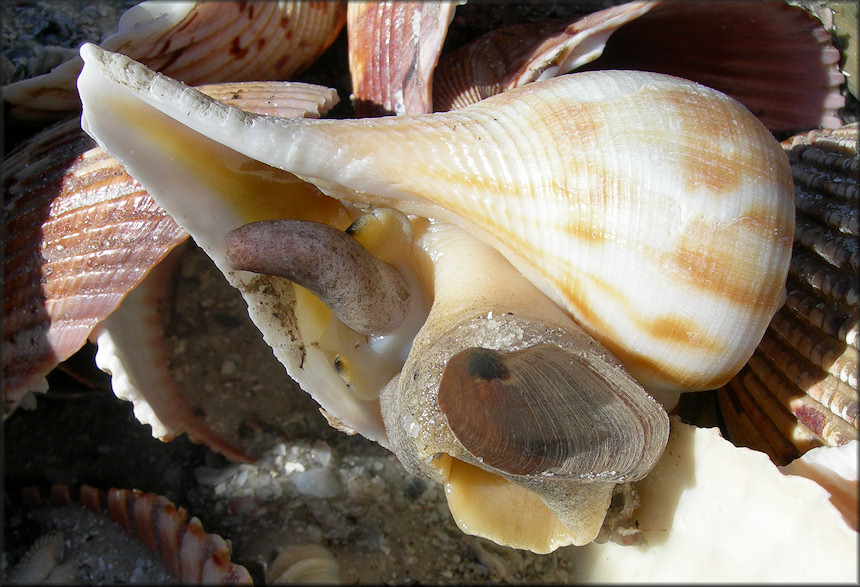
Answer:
top-left (718, 123), bottom-right (859, 466)
top-left (12, 484), bottom-right (251, 584)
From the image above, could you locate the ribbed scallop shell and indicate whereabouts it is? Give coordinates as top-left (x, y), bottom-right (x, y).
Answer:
top-left (433, 0), bottom-right (844, 131)
top-left (3, 82), bottom-right (340, 416)
top-left (718, 123), bottom-right (859, 466)
top-left (11, 483), bottom-right (251, 584)
top-left (2, 119), bottom-right (187, 415)
top-left (347, 1), bottom-right (458, 116)
top-left (3, 0), bottom-right (346, 122)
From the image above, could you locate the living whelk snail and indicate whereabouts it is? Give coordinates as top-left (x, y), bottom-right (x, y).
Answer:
top-left (228, 212), bottom-right (670, 549)
top-left (75, 44), bottom-right (795, 552)
top-left (377, 221), bottom-right (669, 550)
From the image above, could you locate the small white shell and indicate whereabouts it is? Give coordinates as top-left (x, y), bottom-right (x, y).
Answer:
top-left (267, 544), bottom-right (340, 584)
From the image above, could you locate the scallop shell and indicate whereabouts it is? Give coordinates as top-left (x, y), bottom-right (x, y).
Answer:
top-left (2, 0), bottom-right (346, 123)
top-left (3, 81), bottom-right (341, 416)
top-left (3, 118), bottom-right (187, 416)
top-left (9, 483), bottom-right (251, 584)
top-left (77, 45), bottom-right (794, 406)
top-left (717, 123), bottom-right (859, 466)
top-left (347, 1), bottom-right (459, 116)
top-left (267, 544), bottom-right (340, 584)
top-left (433, 0), bottom-right (845, 131)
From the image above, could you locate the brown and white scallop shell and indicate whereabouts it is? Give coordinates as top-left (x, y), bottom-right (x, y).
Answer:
top-left (433, 0), bottom-right (844, 131)
top-left (717, 123), bottom-right (859, 465)
top-left (9, 483), bottom-right (251, 584)
top-left (3, 0), bottom-right (346, 123)
top-left (347, 1), bottom-right (459, 116)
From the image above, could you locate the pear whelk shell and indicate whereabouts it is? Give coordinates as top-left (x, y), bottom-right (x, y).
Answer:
top-left (718, 123), bottom-right (859, 466)
top-left (3, 81), bottom-right (340, 417)
top-left (433, 0), bottom-right (844, 131)
top-left (2, 0), bottom-right (346, 123)
top-left (77, 45), bottom-right (794, 403)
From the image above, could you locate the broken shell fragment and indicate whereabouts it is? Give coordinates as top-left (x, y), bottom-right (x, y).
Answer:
top-left (3, 0), bottom-right (346, 123)
top-left (11, 484), bottom-right (251, 584)
top-left (565, 418), bottom-right (856, 581)
top-left (718, 123), bottom-right (859, 465)
top-left (347, 0), bottom-right (459, 116)
top-left (433, 0), bottom-right (845, 131)
top-left (77, 45), bottom-right (794, 404)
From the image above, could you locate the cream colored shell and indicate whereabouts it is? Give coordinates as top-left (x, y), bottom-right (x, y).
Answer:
top-left (77, 44), bottom-right (794, 405)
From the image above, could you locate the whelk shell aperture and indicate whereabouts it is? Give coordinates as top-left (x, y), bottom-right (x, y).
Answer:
top-left (3, 81), bottom-right (341, 417)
